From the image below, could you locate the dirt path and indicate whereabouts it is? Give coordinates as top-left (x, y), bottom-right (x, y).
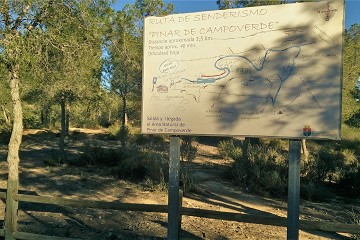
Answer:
top-left (181, 143), bottom-right (355, 240)
top-left (0, 130), bottom-right (358, 239)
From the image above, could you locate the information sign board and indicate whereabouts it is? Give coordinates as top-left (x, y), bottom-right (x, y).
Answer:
top-left (142, 1), bottom-right (344, 139)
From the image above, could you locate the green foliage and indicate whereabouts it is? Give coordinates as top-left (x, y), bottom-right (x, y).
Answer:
top-left (0, 66), bottom-right (11, 118)
top-left (111, 147), bottom-right (147, 180)
top-left (141, 172), bottom-right (167, 192)
top-left (23, 105), bottom-right (42, 128)
top-left (180, 165), bottom-right (197, 194)
top-left (317, 148), bottom-right (344, 181)
top-left (229, 143), bottom-right (288, 197)
top-left (342, 124), bottom-right (360, 141)
top-left (107, 122), bottom-right (121, 139)
top-left (222, 137), bottom-right (360, 199)
top-left (300, 181), bottom-right (331, 202)
top-left (133, 133), bottom-right (166, 147)
top-left (79, 141), bottom-right (120, 166)
top-left (343, 24), bottom-right (360, 123)
top-left (217, 140), bottom-right (242, 160)
top-left (106, 0), bottom-right (174, 129)
top-left (349, 209), bottom-right (360, 239)
top-left (75, 133), bottom-right (170, 187)
top-left (301, 145), bottom-right (359, 185)
top-left (109, 132), bottom-right (169, 188)
top-left (180, 136), bottom-right (198, 162)
top-left (178, 136), bottom-right (198, 194)
top-left (299, 141), bottom-right (360, 199)
top-left (217, 0), bottom-right (287, 9)
top-left (112, 146), bottom-right (168, 183)
top-left (138, 148), bottom-right (169, 184)
top-left (119, 125), bottom-right (131, 149)
top-left (345, 112), bottom-right (360, 128)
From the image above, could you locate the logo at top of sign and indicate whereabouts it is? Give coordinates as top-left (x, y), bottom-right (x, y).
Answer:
top-left (303, 125), bottom-right (312, 137)
top-left (318, 2), bottom-right (337, 22)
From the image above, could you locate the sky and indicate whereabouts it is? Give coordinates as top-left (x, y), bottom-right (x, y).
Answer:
top-left (113, 0), bottom-right (360, 29)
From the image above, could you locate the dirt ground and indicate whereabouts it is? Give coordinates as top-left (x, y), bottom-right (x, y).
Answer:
top-left (0, 129), bottom-right (359, 239)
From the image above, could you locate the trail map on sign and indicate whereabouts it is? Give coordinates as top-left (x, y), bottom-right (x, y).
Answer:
top-left (142, 1), bottom-right (344, 139)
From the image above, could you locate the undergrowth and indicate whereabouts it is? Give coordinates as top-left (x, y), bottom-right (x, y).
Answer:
top-left (219, 136), bottom-right (360, 200)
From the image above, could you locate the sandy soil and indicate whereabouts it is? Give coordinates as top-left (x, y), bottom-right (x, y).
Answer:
top-left (0, 129), bottom-right (358, 239)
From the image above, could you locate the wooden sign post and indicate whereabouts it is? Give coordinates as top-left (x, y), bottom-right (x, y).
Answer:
top-left (167, 136), bottom-right (181, 240)
top-left (287, 140), bottom-right (301, 240)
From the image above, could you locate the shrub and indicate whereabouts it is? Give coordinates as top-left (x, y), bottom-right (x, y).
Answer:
top-left (230, 143), bottom-right (288, 197)
top-left (301, 147), bottom-right (345, 183)
top-left (140, 149), bottom-right (169, 183)
top-left (133, 134), bottom-right (166, 149)
top-left (349, 209), bottom-right (360, 239)
top-left (339, 166), bottom-right (360, 197)
top-left (107, 122), bottom-right (121, 140)
top-left (217, 140), bottom-right (242, 160)
top-left (300, 180), bottom-right (332, 202)
top-left (112, 147), bottom-right (169, 184)
top-left (119, 125), bottom-right (131, 147)
top-left (180, 136), bottom-right (198, 162)
top-left (180, 164), bottom-right (197, 194)
top-left (339, 149), bottom-right (358, 180)
top-left (79, 141), bottom-right (120, 166)
top-left (317, 148), bottom-right (344, 181)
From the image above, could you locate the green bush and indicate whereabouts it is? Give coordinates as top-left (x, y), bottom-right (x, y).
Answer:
top-left (303, 147), bottom-right (359, 185)
top-left (302, 147), bottom-right (344, 183)
top-left (133, 134), bottom-right (165, 147)
top-left (79, 141), bottom-right (120, 166)
top-left (140, 149), bottom-right (169, 183)
top-left (180, 136), bottom-right (198, 162)
top-left (300, 181), bottom-right (331, 202)
top-left (349, 210), bottom-right (360, 239)
top-left (107, 122), bottom-right (121, 140)
top-left (339, 149), bottom-right (358, 181)
top-left (180, 164), bottom-right (197, 194)
top-left (113, 149), bottom-right (147, 180)
top-left (217, 140), bottom-right (242, 160)
top-left (112, 147), bottom-right (168, 183)
top-left (230, 143), bottom-right (288, 197)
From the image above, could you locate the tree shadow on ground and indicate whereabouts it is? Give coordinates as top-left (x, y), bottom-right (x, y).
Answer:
top-left (185, 159), bottom-right (354, 240)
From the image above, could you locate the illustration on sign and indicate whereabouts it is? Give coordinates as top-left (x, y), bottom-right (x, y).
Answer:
top-left (142, 0), bottom-right (344, 139)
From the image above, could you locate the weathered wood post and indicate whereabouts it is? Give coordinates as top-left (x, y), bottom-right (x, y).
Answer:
top-left (287, 139), bottom-right (301, 240)
top-left (168, 136), bottom-right (181, 240)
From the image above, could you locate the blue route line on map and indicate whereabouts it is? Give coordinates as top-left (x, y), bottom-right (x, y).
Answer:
top-left (181, 44), bottom-right (304, 107)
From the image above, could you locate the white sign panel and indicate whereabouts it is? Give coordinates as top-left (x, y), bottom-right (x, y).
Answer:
top-left (142, 1), bottom-right (344, 139)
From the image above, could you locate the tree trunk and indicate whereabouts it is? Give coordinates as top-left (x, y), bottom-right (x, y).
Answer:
top-left (41, 104), bottom-right (50, 128)
top-left (301, 139), bottom-right (309, 162)
top-left (108, 107), bottom-right (112, 123)
top-left (120, 95), bottom-right (127, 149)
top-left (65, 103), bottom-right (70, 136)
top-left (59, 98), bottom-right (67, 163)
top-left (5, 64), bottom-right (22, 240)
top-left (121, 95), bottom-right (127, 128)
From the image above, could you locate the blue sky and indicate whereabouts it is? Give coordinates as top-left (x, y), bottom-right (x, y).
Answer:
top-left (113, 0), bottom-right (360, 29)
